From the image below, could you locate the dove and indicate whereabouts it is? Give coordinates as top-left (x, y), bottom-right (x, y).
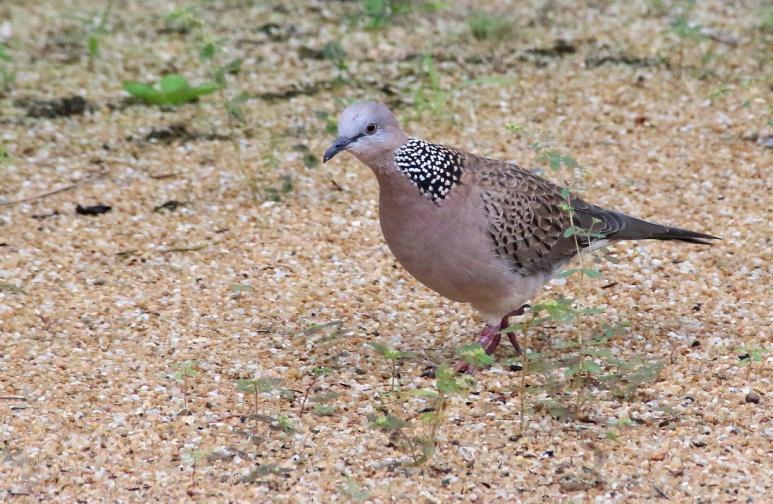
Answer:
top-left (323, 101), bottom-right (717, 371)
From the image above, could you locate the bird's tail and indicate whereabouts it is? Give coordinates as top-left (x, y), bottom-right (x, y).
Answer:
top-left (611, 214), bottom-right (720, 245)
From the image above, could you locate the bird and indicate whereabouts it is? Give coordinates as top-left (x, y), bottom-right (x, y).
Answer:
top-left (322, 101), bottom-right (718, 371)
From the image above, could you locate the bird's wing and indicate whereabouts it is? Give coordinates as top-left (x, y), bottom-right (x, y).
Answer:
top-left (465, 153), bottom-right (615, 275)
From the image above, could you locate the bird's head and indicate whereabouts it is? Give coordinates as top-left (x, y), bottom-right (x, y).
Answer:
top-left (323, 101), bottom-right (407, 165)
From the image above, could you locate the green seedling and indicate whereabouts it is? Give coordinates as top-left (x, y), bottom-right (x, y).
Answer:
top-left (338, 478), bottom-right (370, 501)
top-left (412, 54), bottom-right (449, 119)
top-left (359, 0), bottom-right (410, 30)
top-left (300, 366), bottom-right (332, 417)
top-left (497, 122), bottom-right (666, 427)
top-left (123, 74), bottom-right (219, 107)
top-left (369, 363), bottom-right (470, 466)
top-left (369, 341), bottom-right (416, 391)
top-left (0, 43), bottom-right (15, 93)
top-left (468, 10), bottom-right (512, 41)
top-left (184, 449), bottom-right (205, 487)
top-left (455, 342), bottom-right (495, 369)
top-left (163, 5), bottom-right (203, 34)
top-left (275, 414), bottom-right (294, 433)
top-left (86, 0), bottom-right (116, 70)
top-left (237, 376), bottom-right (284, 431)
top-left (736, 345), bottom-right (767, 379)
top-left (174, 361), bottom-right (199, 412)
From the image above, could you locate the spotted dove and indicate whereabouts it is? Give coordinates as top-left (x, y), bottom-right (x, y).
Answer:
top-left (323, 101), bottom-right (718, 370)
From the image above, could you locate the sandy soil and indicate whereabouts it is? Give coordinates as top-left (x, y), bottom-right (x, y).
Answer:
top-left (0, 1), bottom-right (770, 502)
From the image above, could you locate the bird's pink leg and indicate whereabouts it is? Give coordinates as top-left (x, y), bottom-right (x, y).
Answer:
top-left (454, 324), bottom-right (502, 374)
top-left (454, 305), bottom-right (529, 374)
top-left (502, 304), bottom-right (528, 355)
top-left (478, 324), bottom-right (502, 354)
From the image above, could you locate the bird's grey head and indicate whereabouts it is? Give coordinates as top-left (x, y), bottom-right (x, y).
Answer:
top-left (323, 101), bottom-right (406, 164)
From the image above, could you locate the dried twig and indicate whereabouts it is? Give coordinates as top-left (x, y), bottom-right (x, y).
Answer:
top-left (0, 170), bottom-right (107, 207)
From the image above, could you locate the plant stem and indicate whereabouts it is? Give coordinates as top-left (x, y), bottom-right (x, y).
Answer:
top-left (519, 322), bottom-right (531, 434)
top-left (216, 86), bottom-right (258, 201)
top-left (299, 375), bottom-right (318, 417)
top-left (88, 0), bottom-right (117, 71)
top-left (183, 374), bottom-right (188, 411)
top-left (254, 389), bottom-right (259, 433)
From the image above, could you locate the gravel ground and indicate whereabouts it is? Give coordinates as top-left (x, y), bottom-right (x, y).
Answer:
top-left (0, 1), bottom-right (770, 502)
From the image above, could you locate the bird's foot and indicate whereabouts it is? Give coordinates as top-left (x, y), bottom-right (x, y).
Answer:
top-left (454, 324), bottom-right (502, 374)
top-left (455, 305), bottom-right (529, 374)
top-left (501, 304), bottom-right (529, 355)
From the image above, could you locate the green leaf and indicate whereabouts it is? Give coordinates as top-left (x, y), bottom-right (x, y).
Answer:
top-left (87, 35), bottom-right (99, 57)
top-left (0, 44), bottom-right (11, 62)
top-left (455, 343), bottom-right (494, 368)
top-left (339, 478), bottom-right (370, 501)
top-left (200, 42), bottom-right (216, 60)
top-left (124, 74), bottom-right (218, 107)
top-left (368, 341), bottom-right (414, 361)
top-left (581, 360), bottom-right (603, 374)
top-left (224, 58), bottom-right (243, 75)
top-left (435, 364), bottom-right (468, 395)
top-left (368, 342), bottom-right (389, 355)
top-left (302, 153), bottom-right (319, 169)
top-left (159, 74), bottom-right (189, 94)
top-left (563, 227), bottom-right (576, 238)
top-left (256, 377), bottom-right (283, 393)
top-left (368, 414), bottom-right (406, 431)
top-left (236, 378), bottom-right (257, 393)
top-left (310, 391), bottom-right (340, 404)
top-left (559, 268), bottom-right (601, 279)
top-left (174, 361), bottom-right (198, 380)
top-left (311, 366), bottom-right (332, 377)
top-left (407, 389), bottom-right (439, 400)
top-left (420, 411), bottom-right (438, 424)
top-left (546, 151), bottom-right (561, 171)
top-left (275, 414), bottom-right (294, 432)
top-left (123, 80), bottom-right (158, 101)
top-left (312, 404), bottom-right (336, 416)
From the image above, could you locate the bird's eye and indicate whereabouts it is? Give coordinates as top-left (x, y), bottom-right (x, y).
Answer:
top-left (365, 123), bottom-right (377, 135)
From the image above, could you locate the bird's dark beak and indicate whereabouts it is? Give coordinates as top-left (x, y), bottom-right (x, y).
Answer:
top-left (323, 136), bottom-right (352, 163)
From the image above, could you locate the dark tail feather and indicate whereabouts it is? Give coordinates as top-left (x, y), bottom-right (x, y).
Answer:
top-left (613, 214), bottom-right (720, 245)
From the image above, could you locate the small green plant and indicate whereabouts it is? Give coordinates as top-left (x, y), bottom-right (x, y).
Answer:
top-left (236, 376), bottom-right (284, 432)
top-left (300, 366), bottom-right (332, 417)
top-left (359, 0), bottom-right (410, 30)
top-left (501, 122), bottom-right (665, 429)
top-left (163, 5), bottom-right (203, 34)
top-left (123, 74), bottom-right (219, 107)
top-left (174, 360), bottom-right (199, 412)
top-left (468, 10), bottom-right (512, 41)
top-left (310, 390), bottom-right (340, 417)
top-left (86, 0), bottom-right (116, 70)
top-left (760, 4), bottom-right (773, 33)
top-left (0, 43), bottom-right (15, 93)
top-left (265, 174), bottom-right (293, 202)
top-left (369, 363), bottom-right (471, 466)
top-left (369, 341), bottom-right (416, 391)
top-left (275, 414), bottom-right (294, 433)
top-left (184, 449), bottom-right (205, 488)
top-left (338, 478), bottom-right (370, 501)
top-left (323, 40), bottom-right (348, 82)
top-left (455, 342), bottom-right (495, 369)
top-left (412, 54), bottom-right (449, 119)
top-left (735, 345), bottom-right (767, 379)
top-left (0, 144), bottom-right (10, 164)
top-left (667, 2), bottom-right (708, 78)
top-left (190, 18), bottom-right (257, 201)
top-left (605, 415), bottom-right (634, 441)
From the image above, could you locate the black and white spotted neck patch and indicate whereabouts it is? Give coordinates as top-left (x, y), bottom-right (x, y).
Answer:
top-left (393, 138), bottom-right (464, 201)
